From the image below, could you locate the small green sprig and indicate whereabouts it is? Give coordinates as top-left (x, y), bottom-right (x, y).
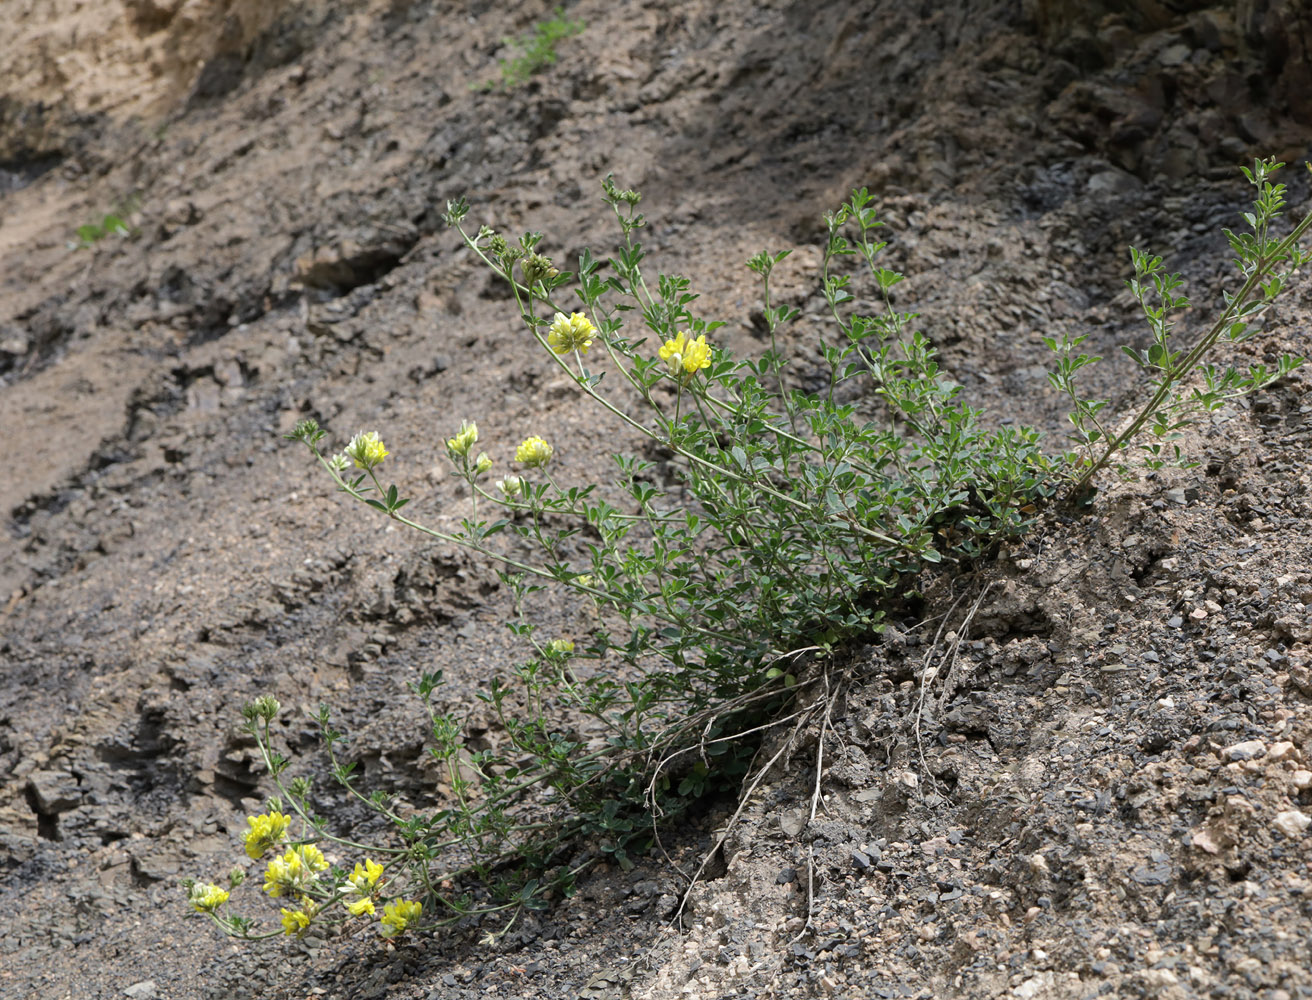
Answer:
top-left (474, 7), bottom-right (586, 91)
top-left (1060, 157), bottom-right (1312, 491)
top-left (69, 193), bottom-right (141, 250)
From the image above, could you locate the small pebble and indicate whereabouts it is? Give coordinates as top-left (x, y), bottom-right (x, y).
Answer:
top-left (1272, 810), bottom-right (1310, 838)
top-left (1142, 968), bottom-right (1179, 989)
top-left (1014, 972), bottom-right (1054, 998)
top-left (1222, 740), bottom-right (1266, 761)
top-left (1268, 741), bottom-right (1298, 762)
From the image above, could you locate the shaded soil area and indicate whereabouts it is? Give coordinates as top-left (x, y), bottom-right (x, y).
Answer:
top-left (2, 1), bottom-right (1311, 998)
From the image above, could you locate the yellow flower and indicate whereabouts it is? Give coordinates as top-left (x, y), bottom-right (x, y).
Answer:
top-left (474, 452), bottom-right (493, 475)
top-left (345, 431), bottom-right (389, 470)
top-left (515, 436), bottom-right (553, 468)
top-left (263, 853), bottom-right (296, 897)
top-left (546, 312), bottom-right (597, 355)
top-left (280, 908), bottom-right (313, 936)
top-left (243, 811), bottom-right (291, 860)
top-left (658, 332), bottom-right (713, 381)
top-left (546, 638), bottom-right (574, 655)
top-left (263, 845), bottom-right (328, 896)
top-left (682, 335), bottom-right (712, 373)
top-left (189, 883), bottom-right (230, 913)
top-left (294, 844), bottom-right (329, 873)
top-left (496, 474), bottom-right (524, 497)
top-left (447, 420), bottom-right (478, 457)
top-left (380, 899), bottom-right (422, 937)
top-left (348, 858), bottom-right (385, 894)
top-left (341, 857), bottom-right (384, 916)
top-left (346, 896), bottom-right (376, 917)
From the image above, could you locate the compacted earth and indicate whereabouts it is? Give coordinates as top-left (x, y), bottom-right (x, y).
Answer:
top-left (3, 1), bottom-right (1312, 998)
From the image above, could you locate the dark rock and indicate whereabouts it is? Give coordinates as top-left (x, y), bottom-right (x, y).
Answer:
top-left (26, 771), bottom-right (80, 814)
top-left (1131, 862), bottom-right (1171, 886)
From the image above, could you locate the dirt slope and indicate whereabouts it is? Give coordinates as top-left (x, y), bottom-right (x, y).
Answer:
top-left (1, 2), bottom-right (1311, 998)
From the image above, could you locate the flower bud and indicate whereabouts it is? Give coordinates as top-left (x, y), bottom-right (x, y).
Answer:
top-left (290, 418), bottom-right (322, 442)
top-left (252, 695), bottom-right (281, 721)
top-left (189, 882), bottom-right (230, 913)
top-left (521, 253), bottom-right (559, 287)
top-left (447, 420), bottom-right (478, 458)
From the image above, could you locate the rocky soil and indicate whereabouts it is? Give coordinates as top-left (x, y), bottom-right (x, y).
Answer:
top-left (2, 1), bottom-right (1312, 998)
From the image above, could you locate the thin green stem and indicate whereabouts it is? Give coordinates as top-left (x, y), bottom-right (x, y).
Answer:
top-left (1072, 208), bottom-right (1312, 493)
top-left (251, 719), bottom-right (410, 857)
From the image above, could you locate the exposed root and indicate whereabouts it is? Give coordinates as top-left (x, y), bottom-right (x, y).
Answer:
top-left (912, 580), bottom-right (997, 803)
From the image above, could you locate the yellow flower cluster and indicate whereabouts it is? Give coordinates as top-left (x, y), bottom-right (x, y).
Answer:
top-left (516, 436), bottom-right (553, 468)
top-left (546, 638), bottom-right (574, 655)
top-left (343, 858), bottom-right (385, 917)
top-left (348, 858), bottom-right (385, 894)
top-left (193, 755), bottom-right (412, 939)
top-left (547, 312), bottom-right (597, 355)
top-left (189, 883), bottom-right (230, 913)
top-left (262, 844), bottom-right (328, 898)
top-left (345, 431), bottom-right (389, 470)
top-left (380, 899), bottom-right (422, 937)
top-left (447, 420), bottom-right (479, 457)
top-left (243, 811), bottom-right (291, 860)
top-left (659, 331), bottom-right (712, 382)
top-left (280, 907), bottom-right (312, 936)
